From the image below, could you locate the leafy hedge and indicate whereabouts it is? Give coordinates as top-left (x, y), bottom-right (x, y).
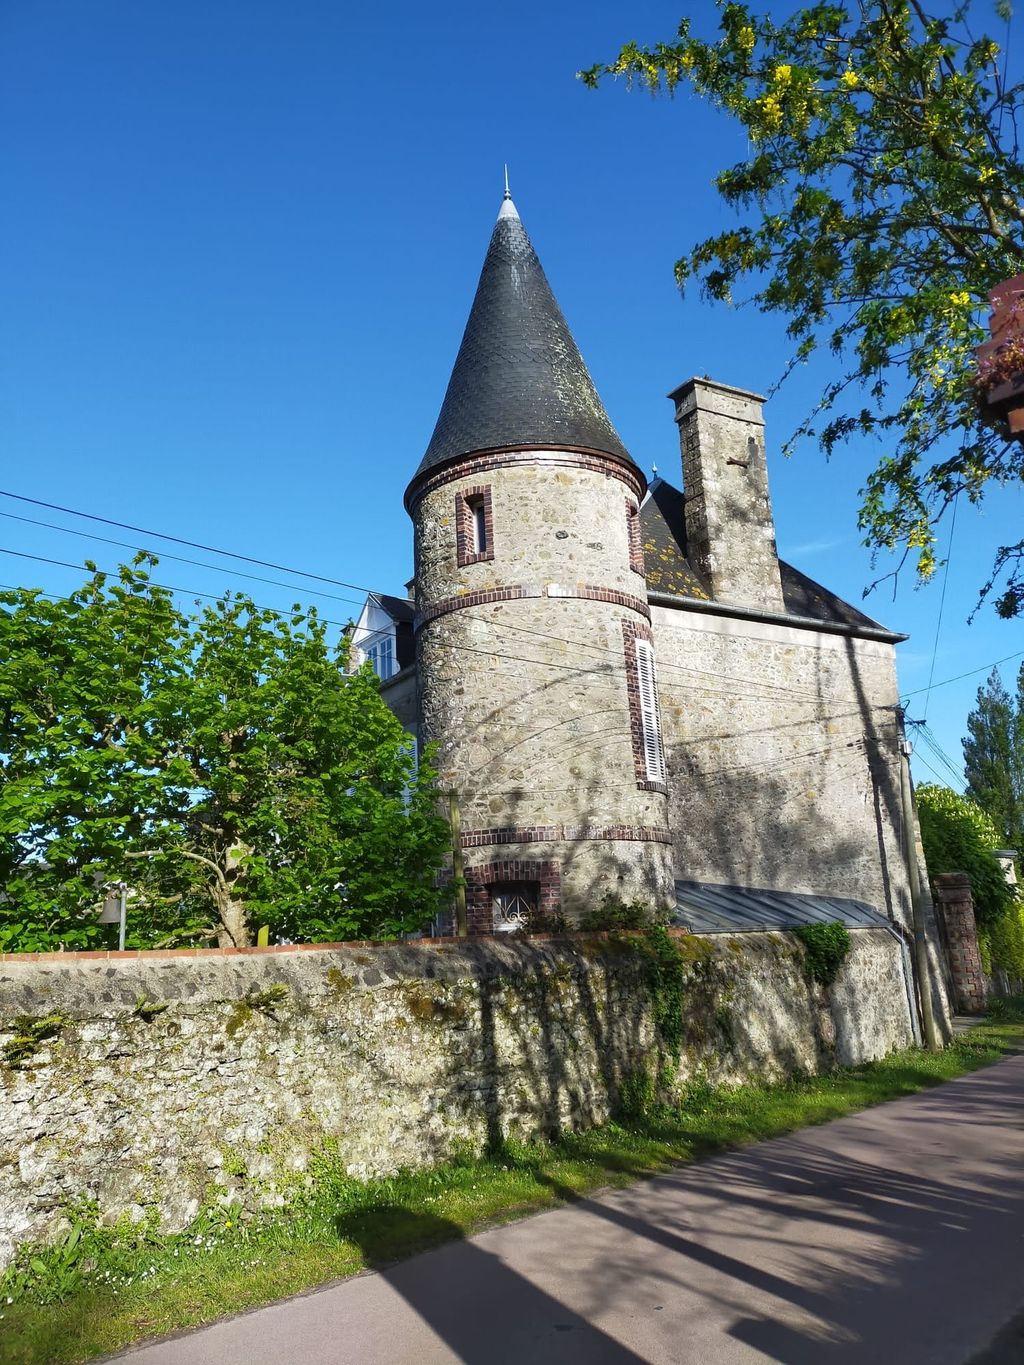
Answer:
top-left (917, 784), bottom-right (1023, 978)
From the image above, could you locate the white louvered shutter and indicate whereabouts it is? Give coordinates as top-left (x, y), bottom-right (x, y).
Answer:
top-left (634, 640), bottom-right (666, 783)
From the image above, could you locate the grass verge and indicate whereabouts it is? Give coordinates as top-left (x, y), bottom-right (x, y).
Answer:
top-left (4, 1005), bottom-right (1024, 1365)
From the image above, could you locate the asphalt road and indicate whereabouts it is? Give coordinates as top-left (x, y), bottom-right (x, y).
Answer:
top-left (114, 1053), bottom-right (1024, 1365)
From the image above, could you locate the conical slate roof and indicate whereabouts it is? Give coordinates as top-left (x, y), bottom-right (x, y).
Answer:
top-left (414, 196), bottom-right (634, 480)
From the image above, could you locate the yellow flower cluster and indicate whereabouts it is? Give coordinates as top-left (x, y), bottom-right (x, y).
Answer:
top-left (757, 92), bottom-right (784, 130)
top-left (948, 291), bottom-right (971, 307)
top-left (773, 63), bottom-right (792, 85)
top-left (840, 68), bottom-right (859, 88)
top-left (737, 25), bottom-right (755, 54)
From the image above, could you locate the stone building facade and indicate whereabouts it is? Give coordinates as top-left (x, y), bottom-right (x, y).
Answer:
top-left (349, 190), bottom-right (951, 1029)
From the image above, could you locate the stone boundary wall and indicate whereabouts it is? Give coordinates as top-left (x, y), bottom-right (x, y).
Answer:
top-left (0, 928), bottom-right (912, 1269)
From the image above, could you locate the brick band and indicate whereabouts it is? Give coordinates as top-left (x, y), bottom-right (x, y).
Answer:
top-left (417, 582), bottom-right (651, 629)
top-left (405, 446), bottom-right (645, 512)
top-left (460, 824), bottom-right (673, 848)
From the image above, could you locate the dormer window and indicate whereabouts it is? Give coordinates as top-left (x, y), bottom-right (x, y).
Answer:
top-left (456, 486), bottom-right (495, 566)
top-left (364, 634), bottom-right (394, 681)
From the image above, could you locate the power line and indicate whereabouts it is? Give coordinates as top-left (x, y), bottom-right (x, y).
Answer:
top-left (3, 484), bottom-right (1021, 709)
top-left (0, 549), bottom-right (357, 628)
top-left (902, 649), bottom-right (1024, 698)
top-left (0, 488), bottom-right (377, 596)
top-left (0, 510), bottom-right (366, 610)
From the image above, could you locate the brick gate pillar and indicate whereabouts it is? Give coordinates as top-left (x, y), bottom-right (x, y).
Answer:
top-left (933, 872), bottom-right (987, 1015)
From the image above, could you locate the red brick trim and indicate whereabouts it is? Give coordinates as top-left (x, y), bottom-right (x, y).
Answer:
top-left (464, 858), bottom-right (562, 935)
top-left (405, 447), bottom-right (644, 512)
top-left (622, 618), bottom-right (668, 794)
top-left (455, 485), bottom-right (495, 566)
top-left (417, 583), bottom-right (651, 629)
top-left (626, 498), bottom-right (645, 576)
top-left (460, 824), bottom-right (672, 847)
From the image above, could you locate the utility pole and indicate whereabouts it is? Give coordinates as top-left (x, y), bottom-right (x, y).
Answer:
top-left (897, 726), bottom-right (940, 1051)
top-left (448, 791), bottom-right (468, 938)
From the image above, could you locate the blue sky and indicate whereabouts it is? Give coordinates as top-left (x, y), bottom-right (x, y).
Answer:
top-left (1, 0), bottom-right (1021, 789)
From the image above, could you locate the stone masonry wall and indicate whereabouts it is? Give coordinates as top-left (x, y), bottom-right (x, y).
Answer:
top-left (414, 455), bottom-right (675, 916)
top-left (651, 603), bottom-right (952, 1033)
top-left (0, 929), bottom-right (912, 1270)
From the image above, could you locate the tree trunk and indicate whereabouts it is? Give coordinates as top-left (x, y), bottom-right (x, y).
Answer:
top-left (215, 891), bottom-right (251, 948)
top-left (215, 841), bottom-right (253, 947)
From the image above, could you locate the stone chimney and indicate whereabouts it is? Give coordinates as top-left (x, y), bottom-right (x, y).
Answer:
top-left (669, 377), bottom-right (784, 613)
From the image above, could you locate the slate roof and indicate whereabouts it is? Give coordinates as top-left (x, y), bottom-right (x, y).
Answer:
top-left (639, 475), bottom-right (890, 632)
top-left (372, 593), bottom-right (415, 625)
top-left (672, 880), bottom-right (891, 934)
top-left (414, 196), bottom-right (634, 481)
top-left (638, 477), bottom-right (712, 602)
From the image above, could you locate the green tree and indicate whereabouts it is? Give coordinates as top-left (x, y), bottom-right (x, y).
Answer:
top-left (582, 1), bottom-right (1024, 614)
top-left (916, 782), bottom-right (1023, 975)
top-left (962, 665), bottom-right (1024, 852)
top-left (0, 558), bottom-right (449, 952)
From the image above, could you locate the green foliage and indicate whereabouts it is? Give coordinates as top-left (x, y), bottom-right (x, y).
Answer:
top-left (131, 997), bottom-right (169, 1022)
top-left (3, 1014), bottom-right (69, 1069)
top-left (245, 983), bottom-right (289, 1012)
top-left (963, 665), bottom-right (1024, 853)
top-left (582, 1), bottom-right (1024, 614)
top-left (646, 923), bottom-right (687, 1056)
top-left (986, 992), bottom-right (1024, 1022)
top-left (792, 921), bottom-right (851, 987)
top-left (617, 1066), bottom-right (657, 1120)
top-left (575, 894), bottom-right (660, 932)
top-left (982, 901), bottom-right (1024, 981)
top-left (917, 782), bottom-right (1023, 976)
top-left (917, 783), bottom-right (1015, 925)
top-left (0, 558), bottom-right (450, 951)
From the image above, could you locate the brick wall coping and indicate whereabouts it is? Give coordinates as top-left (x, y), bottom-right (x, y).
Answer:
top-left (0, 925), bottom-right (907, 965)
top-left (933, 872), bottom-right (972, 896)
top-left (0, 929), bottom-right (701, 964)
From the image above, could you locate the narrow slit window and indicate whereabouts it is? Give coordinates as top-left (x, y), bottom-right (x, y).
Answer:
top-left (456, 486), bottom-right (494, 566)
top-left (470, 497), bottom-right (488, 555)
top-left (634, 639), bottom-right (665, 784)
top-left (626, 499), bottom-right (645, 575)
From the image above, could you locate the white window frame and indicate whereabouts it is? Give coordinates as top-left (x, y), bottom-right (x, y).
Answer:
top-left (364, 634), bottom-right (394, 682)
top-left (634, 639), bottom-right (666, 784)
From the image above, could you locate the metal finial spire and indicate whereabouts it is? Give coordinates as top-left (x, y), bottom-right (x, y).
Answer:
top-left (652, 462), bottom-right (658, 477)
top-left (503, 164), bottom-right (511, 200)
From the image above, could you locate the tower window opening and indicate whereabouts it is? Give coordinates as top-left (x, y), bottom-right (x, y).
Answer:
top-left (626, 499), bottom-right (645, 575)
top-left (470, 497), bottom-right (488, 555)
top-left (456, 485), bottom-right (495, 566)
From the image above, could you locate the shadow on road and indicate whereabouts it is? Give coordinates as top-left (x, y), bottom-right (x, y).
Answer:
top-left (336, 1205), bottom-right (648, 1364)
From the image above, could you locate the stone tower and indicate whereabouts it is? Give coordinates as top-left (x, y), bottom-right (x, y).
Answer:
top-left (405, 192), bottom-right (675, 931)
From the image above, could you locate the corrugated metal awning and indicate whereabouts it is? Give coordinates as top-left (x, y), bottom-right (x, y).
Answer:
top-left (672, 880), bottom-right (891, 934)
